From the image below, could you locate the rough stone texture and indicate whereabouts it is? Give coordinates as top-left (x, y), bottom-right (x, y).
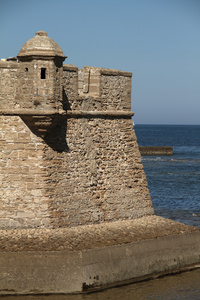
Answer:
top-left (0, 61), bottom-right (18, 109)
top-left (0, 116), bottom-right (50, 228)
top-left (0, 32), bottom-right (153, 229)
top-left (0, 215), bottom-right (199, 252)
top-left (15, 59), bottom-right (64, 110)
top-left (0, 31), bottom-right (200, 296)
top-left (0, 113), bottom-right (152, 229)
top-left (44, 116), bottom-right (153, 228)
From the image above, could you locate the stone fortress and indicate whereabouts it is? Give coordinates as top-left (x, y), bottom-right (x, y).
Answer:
top-left (0, 31), bottom-right (200, 295)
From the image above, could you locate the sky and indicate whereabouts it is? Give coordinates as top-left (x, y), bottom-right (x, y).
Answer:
top-left (0, 0), bottom-right (200, 125)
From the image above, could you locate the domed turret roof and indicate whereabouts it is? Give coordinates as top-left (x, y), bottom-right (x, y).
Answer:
top-left (17, 31), bottom-right (66, 59)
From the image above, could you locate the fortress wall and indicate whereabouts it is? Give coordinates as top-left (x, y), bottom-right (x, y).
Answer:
top-left (0, 116), bottom-right (50, 229)
top-left (64, 66), bottom-right (132, 110)
top-left (63, 64), bottom-right (78, 110)
top-left (0, 61), bottom-right (18, 109)
top-left (0, 115), bottom-right (153, 229)
top-left (0, 63), bottom-right (153, 229)
top-left (100, 69), bottom-right (132, 110)
top-left (44, 66), bottom-right (153, 228)
top-left (44, 116), bottom-right (153, 228)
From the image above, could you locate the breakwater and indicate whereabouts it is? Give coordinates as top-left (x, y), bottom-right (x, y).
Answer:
top-left (139, 146), bottom-right (173, 156)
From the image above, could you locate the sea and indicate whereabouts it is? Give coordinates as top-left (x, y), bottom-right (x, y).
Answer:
top-left (1, 125), bottom-right (200, 300)
top-left (135, 124), bottom-right (200, 228)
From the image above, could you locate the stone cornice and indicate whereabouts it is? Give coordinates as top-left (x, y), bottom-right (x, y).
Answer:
top-left (0, 109), bottom-right (134, 118)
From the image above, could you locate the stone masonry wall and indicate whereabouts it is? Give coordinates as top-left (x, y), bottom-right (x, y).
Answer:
top-left (0, 61), bottom-right (18, 109)
top-left (15, 59), bottom-right (63, 110)
top-left (43, 116), bottom-right (153, 228)
top-left (100, 70), bottom-right (132, 110)
top-left (62, 64), bottom-right (78, 110)
top-left (0, 116), bottom-right (50, 228)
top-left (0, 62), bottom-right (153, 229)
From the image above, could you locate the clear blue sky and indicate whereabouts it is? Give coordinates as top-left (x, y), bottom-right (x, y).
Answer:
top-left (1, 0), bottom-right (200, 124)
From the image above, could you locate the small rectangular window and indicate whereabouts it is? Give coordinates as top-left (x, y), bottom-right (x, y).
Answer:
top-left (25, 68), bottom-right (28, 78)
top-left (41, 68), bottom-right (46, 79)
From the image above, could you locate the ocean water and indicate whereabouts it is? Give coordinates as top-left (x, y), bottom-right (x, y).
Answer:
top-left (135, 124), bottom-right (200, 228)
top-left (2, 125), bottom-right (200, 300)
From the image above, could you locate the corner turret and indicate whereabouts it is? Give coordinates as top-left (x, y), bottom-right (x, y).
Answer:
top-left (15, 31), bottom-right (66, 111)
top-left (14, 31), bottom-right (67, 137)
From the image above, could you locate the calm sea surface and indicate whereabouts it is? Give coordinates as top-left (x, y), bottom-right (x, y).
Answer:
top-left (1, 125), bottom-right (200, 299)
top-left (135, 124), bottom-right (200, 227)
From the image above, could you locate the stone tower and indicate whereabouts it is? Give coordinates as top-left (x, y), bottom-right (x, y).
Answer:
top-left (14, 31), bottom-right (67, 138)
top-left (0, 31), bottom-right (154, 229)
top-left (15, 30), bottom-right (66, 111)
top-left (0, 31), bottom-right (200, 295)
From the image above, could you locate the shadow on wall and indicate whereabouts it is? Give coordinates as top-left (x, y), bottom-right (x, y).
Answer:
top-left (21, 89), bottom-right (71, 153)
top-left (43, 114), bottom-right (69, 152)
top-left (63, 87), bottom-right (71, 111)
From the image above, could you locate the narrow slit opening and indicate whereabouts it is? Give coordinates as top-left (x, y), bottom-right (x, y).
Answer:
top-left (41, 68), bottom-right (46, 79)
top-left (25, 68), bottom-right (28, 78)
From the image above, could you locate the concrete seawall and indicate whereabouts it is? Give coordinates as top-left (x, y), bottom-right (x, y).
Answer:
top-left (0, 216), bottom-right (200, 295)
top-left (139, 146), bottom-right (173, 156)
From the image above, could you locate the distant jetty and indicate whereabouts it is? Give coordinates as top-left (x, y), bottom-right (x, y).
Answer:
top-left (139, 146), bottom-right (173, 156)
